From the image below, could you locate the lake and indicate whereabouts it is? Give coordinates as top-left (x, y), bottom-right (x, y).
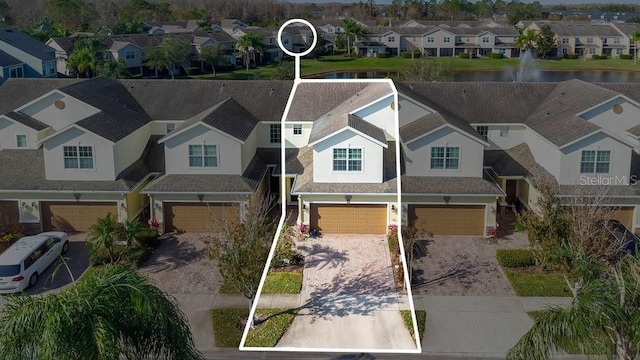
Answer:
top-left (310, 70), bottom-right (640, 83)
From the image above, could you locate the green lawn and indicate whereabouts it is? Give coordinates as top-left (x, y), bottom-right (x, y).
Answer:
top-left (262, 271), bottom-right (302, 294)
top-left (299, 55), bottom-right (640, 77)
top-left (210, 308), bottom-right (296, 348)
top-left (401, 310), bottom-right (426, 343)
top-left (245, 308), bottom-right (297, 347)
top-left (504, 268), bottom-right (571, 297)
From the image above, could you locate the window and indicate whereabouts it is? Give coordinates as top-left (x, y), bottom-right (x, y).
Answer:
top-left (269, 124), bottom-right (281, 143)
top-left (333, 148), bottom-right (362, 172)
top-left (16, 134), bottom-right (27, 148)
top-left (430, 146), bottom-right (459, 170)
top-left (63, 146), bottom-right (93, 169)
top-left (601, 37), bottom-right (607, 44)
top-left (9, 67), bottom-right (23, 78)
top-left (427, 36), bottom-right (435, 43)
top-left (614, 37), bottom-right (621, 44)
top-left (499, 126), bottom-right (509, 137)
top-left (562, 37), bottom-right (569, 44)
top-left (284, 39), bottom-right (289, 45)
top-left (293, 124), bottom-right (302, 136)
top-left (616, 49), bottom-right (623, 55)
top-left (188, 144), bottom-right (218, 167)
top-left (388, 36), bottom-right (395, 42)
top-left (587, 37), bottom-right (594, 44)
top-left (165, 123), bottom-right (175, 134)
top-left (562, 48), bottom-right (568, 55)
top-left (444, 36), bottom-right (451, 43)
top-left (580, 150), bottom-right (610, 174)
top-left (589, 47), bottom-right (596, 55)
top-left (44, 62), bottom-right (55, 76)
top-left (412, 36), bottom-right (417, 41)
top-left (482, 36), bottom-right (490, 43)
top-left (125, 50), bottom-right (135, 60)
top-left (476, 126), bottom-right (488, 141)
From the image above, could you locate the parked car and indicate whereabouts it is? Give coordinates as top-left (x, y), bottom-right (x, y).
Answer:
top-left (603, 220), bottom-right (638, 256)
top-left (0, 232), bottom-right (69, 294)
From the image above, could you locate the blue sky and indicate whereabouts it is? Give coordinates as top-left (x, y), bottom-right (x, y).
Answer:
top-left (289, 0), bottom-right (634, 5)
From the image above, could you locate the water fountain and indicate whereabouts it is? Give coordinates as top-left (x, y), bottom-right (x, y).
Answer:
top-left (510, 48), bottom-right (539, 82)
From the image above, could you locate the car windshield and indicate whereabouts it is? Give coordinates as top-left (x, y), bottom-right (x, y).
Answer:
top-left (0, 264), bottom-right (21, 277)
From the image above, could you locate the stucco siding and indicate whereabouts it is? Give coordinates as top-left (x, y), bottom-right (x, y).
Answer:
top-left (580, 99), bottom-right (640, 150)
top-left (256, 122), bottom-right (280, 148)
top-left (0, 116), bottom-right (38, 149)
top-left (312, 129), bottom-right (384, 183)
top-left (398, 95), bottom-right (433, 128)
top-left (284, 122), bottom-right (312, 148)
top-left (43, 127), bottom-right (116, 180)
top-left (20, 92), bottom-right (100, 131)
top-left (560, 132), bottom-right (632, 185)
top-left (483, 125), bottom-right (525, 150)
top-left (113, 123), bottom-right (151, 175)
top-left (524, 128), bottom-right (561, 181)
top-left (163, 124), bottom-right (242, 175)
top-left (354, 94), bottom-right (397, 140)
top-left (241, 127), bottom-right (259, 172)
top-left (404, 126), bottom-right (484, 177)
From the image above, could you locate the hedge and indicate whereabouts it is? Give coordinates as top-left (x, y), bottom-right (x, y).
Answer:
top-left (620, 54), bottom-right (633, 60)
top-left (401, 50), bottom-right (421, 58)
top-left (488, 52), bottom-right (504, 59)
top-left (496, 249), bottom-right (536, 268)
top-left (563, 53), bottom-right (579, 59)
top-left (376, 52), bottom-right (390, 58)
top-left (591, 54), bottom-right (609, 60)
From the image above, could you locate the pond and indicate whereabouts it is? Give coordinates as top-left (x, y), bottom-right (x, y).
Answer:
top-left (309, 70), bottom-right (640, 83)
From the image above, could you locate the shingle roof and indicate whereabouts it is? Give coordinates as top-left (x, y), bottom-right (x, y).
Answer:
top-left (627, 124), bottom-right (640, 137)
top-left (0, 78), bottom-right (83, 115)
top-left (309, 113), bottom-right (386, 145)
top-left (0, 49), bottom-right (22, 67)
top-left (5, 111), bottom-right (48, 131)
top-left (534, 21), bottom-right (622, 37)
top-left (399, 113), bottom-right (447, 142)
top-left (47, 37), bottom-right (73, 53)
top-left (287, 82), bottom-right (371, 121)
top-left (0, 29), bottom-right (55, 61)
top-left (122, 80), bottom-right (293, 121)
top-left (172, 97), bottom-right (260, 142)
top-left (60, 77), bottom-right (152, 142)
top-left (523, 80), bottom-right (619, 147)
top-left (484, 143), bottom-right (556, 186)
top-left (401, 173), bottom-right (504, 195)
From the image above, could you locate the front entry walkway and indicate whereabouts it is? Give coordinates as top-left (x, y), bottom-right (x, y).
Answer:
top-left (277, 234), bottom-right (417, 350)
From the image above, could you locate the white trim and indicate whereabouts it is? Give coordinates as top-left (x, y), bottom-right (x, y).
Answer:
top-left (429, 144), bottom-right (461, 171)
top-left (187, 143), bottom-right (219, 169)
top-left (158, 122), bottom-right (245, 145)
top-left (292, 123), bottom-right (303, 136)
top-left (15, 89), bottom-right (100, 114)
top-left (330, 146), bottom-right (364, 173)
top-left (308, 126), bottom-right (388, 148)
top-left (37, 124), bottom-right (114, 145)
top-left (62, 144), bottom-right (96, 171)
top-left (15, 133), bottom-right (28, 148)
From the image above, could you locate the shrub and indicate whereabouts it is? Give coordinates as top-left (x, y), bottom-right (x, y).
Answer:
top-left (0, 224), bottom-right (24, 243)
top-left (184, 67), bottom-right (201, 75)
top-left (271, 232), bottom-right (303, 268)
top-left (488, 52), bottom-right (504, 59)
top-left (401, 50), bottom-right (421, 58)
top-left (619, 54), bottom-right (633, 60)
top-left (563, 53), bottom-right (579, 59)
top-left (496, 249), bottom-right (537, 268)
top-left (591, 54), bottom-right (609, 60)
top-left (459, 52), bottom-right (470, 59)
top-left (514, 222), bottom-right (527, 232)
top-left (375, 52), bottom-right (390, 58)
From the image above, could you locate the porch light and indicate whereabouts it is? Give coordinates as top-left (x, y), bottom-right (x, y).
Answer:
top-left (73, 193), bottom-right (81, 201)
top-left (345, 195), bottom-right (352, 203)
top-left (197, 194), bottom-right (204, 202)
top-left (391, 205), bottom-right (396, 211)
top-left (302, 204), bottom-right (306, 210)
top-left (443, 196), bottom-right (451, 204)
top-left (31, 202), bottom-right (38, 210)
top-left (120, 203), bottom-right (126, 210)
top-left (154, 202), bottom-right (162, 211)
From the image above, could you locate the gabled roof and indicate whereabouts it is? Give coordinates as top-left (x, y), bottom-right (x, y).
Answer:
top-left (0, 78), bottom-right (83, 115)
top-left (308, 113), bottom-right (387, 147)
top-left (57, 77), bottom-right (152, 142)
top-left (287, 82), bottom-right (371, 121)
top-left (0, 49), bottom-right (22, 67)
top-left (484, 143), bottom-right (556, 186)
top-left (523, 80), bottom-right (621, 147)
top-left (46, 37), bottom-right (73, 53)
top-left (401, 173), bottom-right (504, 196)
top-left (0, 29), bottom-right (55, 61)
top-left (5, 111), bottom-right (48, 131)
top-left (159, 97), bottom-right (260, 143)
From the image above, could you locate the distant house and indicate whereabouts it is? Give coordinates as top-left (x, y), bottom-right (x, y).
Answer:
top-left (0, 29), bottom-right (57, 84)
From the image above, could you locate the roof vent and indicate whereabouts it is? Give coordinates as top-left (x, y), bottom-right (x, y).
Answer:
top-left (613, 104), bottom-right (623, 114)
top-left (269, 87), bottom-right (275, 95)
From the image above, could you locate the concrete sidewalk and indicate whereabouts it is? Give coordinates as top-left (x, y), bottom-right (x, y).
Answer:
top-left (178, 293), bottom-right (572, 357)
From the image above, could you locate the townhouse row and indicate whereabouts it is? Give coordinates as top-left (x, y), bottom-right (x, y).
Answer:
top-left (1, 77), bottom-right (639, 237)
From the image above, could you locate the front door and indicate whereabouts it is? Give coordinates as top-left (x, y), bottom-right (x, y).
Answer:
top-left (505, 180), bottom-right (517, 205)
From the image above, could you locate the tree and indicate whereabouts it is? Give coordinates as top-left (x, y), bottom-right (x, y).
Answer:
top-left (536, 24), bottom-right (556, 59)
top-left (508, 254), bottom-right (640, 360)
top-left (343, 17), bottom-right (367, 58)
top-left (67, 35), bottom-right (106, 78)
top-left (204, 195), bottom-right (278, 323)
top-left (267, 60), bottom-right (294, 80)
top-left (0, 265), bottom-right (202, 360)
top-left (87, 212), bottom-right (119, 263)
top-left (632, 31), bottom-right (640, 65)
top-left (396, 58), bottom-right (453, 81)
top-left (144, 36), bottom-right (191, 79)
top-left (235, 32), bottom-right (264, 71)
top-left (100, 58), bottom-right (131, 79)
top-left (198, 44), bottom-right (221, 76)
top-left (401, 225), bottom-right (428, 285)
top-left (515, 28), bottom-right (541, 52)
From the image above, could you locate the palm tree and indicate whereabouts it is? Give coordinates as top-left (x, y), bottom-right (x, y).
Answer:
top-left (515, 28), bottom-right (540, 53)
top-left (235, 32), bottom-right (264, 71)
top-left (87, 212), bottom-right (118, 263)
top-left (632, 31), bottom-right (640, 65)
top-left (118, 218), bottom-right (144, 247)
top-left (343, 17), bottom-right (367, 58)
top-left (68, 47), bottom-right (98, 78)
top-left (507, 254), bottom-right (640, 360)
top-left (0, 265), bottom-right (202, 360)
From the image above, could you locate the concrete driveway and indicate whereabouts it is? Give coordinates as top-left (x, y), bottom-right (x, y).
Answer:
top-left (277, 234), bottom-right (417, 351)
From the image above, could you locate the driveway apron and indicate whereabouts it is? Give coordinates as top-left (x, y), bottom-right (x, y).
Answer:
top-left (277, 234), bottom-right (417, 350)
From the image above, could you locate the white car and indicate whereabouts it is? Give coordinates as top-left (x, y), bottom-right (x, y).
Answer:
top-left (0, 232), bottom-right (69, 294)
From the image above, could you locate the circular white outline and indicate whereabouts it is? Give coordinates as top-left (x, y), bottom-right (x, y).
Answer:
top-left (277, 19), bottom-right (318, 58)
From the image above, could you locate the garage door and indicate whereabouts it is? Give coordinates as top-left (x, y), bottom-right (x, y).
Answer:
top-left (42, 202), bottom-right (118, 232)
top-left (164, 203), bottom-right (238, 232)
top-left (611, 207), bottom-right (634, 229)
top-left (409, 205), bottom-right (485, 235)
top-left (0, 201), bottom-right (20, 233)
top-left (310, 204), bottom-right (387, 234)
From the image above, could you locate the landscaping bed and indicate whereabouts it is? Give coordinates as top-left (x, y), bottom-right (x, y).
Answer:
top-left (497, 248), bottom-right (571, 297)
